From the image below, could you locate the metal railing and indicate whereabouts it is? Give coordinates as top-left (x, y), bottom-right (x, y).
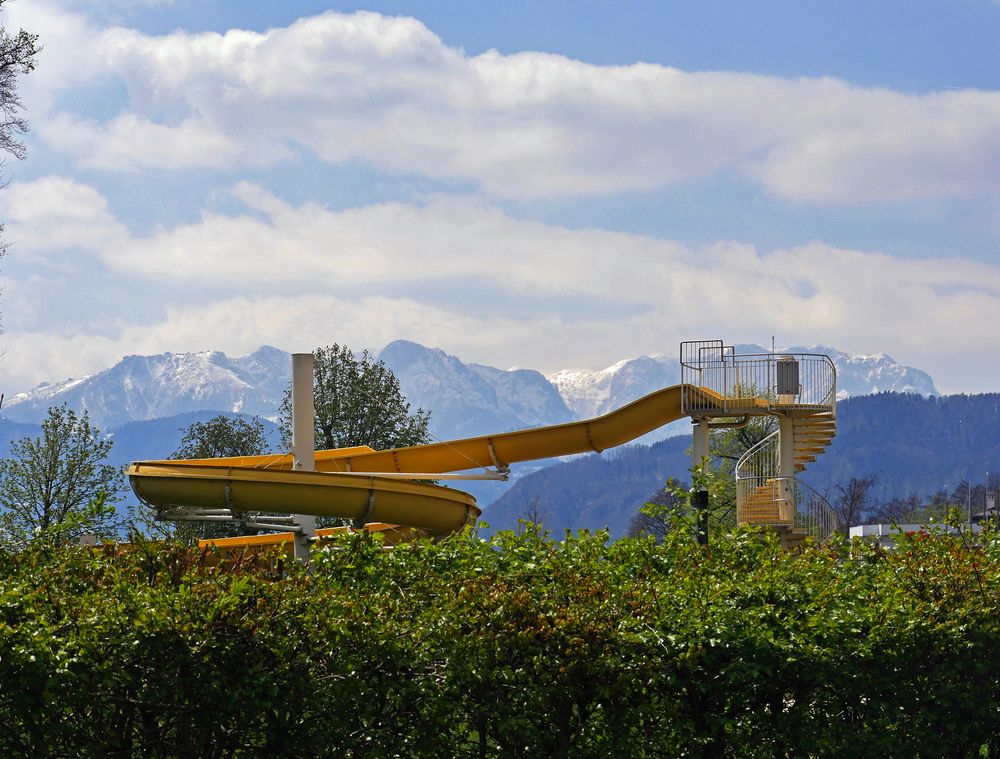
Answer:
top-left (734, 431), bottom-right (836, 543)
top-left (680, 340), bottom-right (836, 416)
top-left (791, 478), bottom-right (837, 542)
top-left (735, 429), bottom-right (788, 522)
top-left (735, 475), bottom-right (836, 543)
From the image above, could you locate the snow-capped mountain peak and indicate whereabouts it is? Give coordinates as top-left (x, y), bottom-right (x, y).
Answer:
top-left (2, 346), bottom-right (293, 430)
top-left (2, 342), bottom-right (937, 440)
top-left (547, 355), bottom-right (681, 418)
top-left (550, 346), bottom-right (936, 419)
top-left (378, 340), bottom-right (573, 438)
top-left (780, 344), bottom-right (937, 398)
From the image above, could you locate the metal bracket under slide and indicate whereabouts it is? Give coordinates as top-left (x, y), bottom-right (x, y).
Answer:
top-left (344, 470), bottom-right (509, 481)
top-left (487, 439), bottom-right (502, 469)
top-left (353, 486), bottom-right (376, 529)
top-left (160, 507), bottom-right (305, 534)
top-left (708, 415), bottom-right (751, 430)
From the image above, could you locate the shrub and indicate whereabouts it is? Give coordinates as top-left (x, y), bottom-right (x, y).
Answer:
top-left (0, 525), bottom-right (997, 756)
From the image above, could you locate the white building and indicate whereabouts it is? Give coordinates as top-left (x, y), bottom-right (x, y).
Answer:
top-left (849, 523), bottom-right (983, 549)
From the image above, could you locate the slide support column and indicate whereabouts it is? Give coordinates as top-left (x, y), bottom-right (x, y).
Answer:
top-left (692, 418), bottom-right (709, 545)
top-left (778, 415), bottom-right (795, 521)
top-left (291, 353), bottom-right (317, 563)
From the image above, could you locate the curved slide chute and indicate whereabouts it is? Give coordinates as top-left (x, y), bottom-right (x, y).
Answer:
top-left (128, 384), bottom-right (721, 536)
top-left (129, 466), bottom-right (479, 535)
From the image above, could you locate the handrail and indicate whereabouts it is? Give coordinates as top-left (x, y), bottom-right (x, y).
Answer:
top-left (792, 477), bottom-right (837, 540)
top-left (734, 430), bottom-right (778, 483)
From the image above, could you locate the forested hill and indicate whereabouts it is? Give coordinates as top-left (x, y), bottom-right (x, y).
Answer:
top-left (804, 392), bottom-right (1000, 498)
top-left (484, 392), bottom-right (1000, 537)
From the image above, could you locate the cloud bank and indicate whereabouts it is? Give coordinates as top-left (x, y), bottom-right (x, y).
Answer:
top-left (1, 3), bottom-right (997, 400)
top-left (2, 176), bottom-right (999, 393)
top-left (12, 4), bottom-right (1000, 203)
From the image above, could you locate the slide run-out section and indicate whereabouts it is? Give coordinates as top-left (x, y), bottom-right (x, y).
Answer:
top-left (129, 384), bottom-right (710, 536)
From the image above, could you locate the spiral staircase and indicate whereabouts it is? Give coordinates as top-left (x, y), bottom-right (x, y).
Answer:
top-left (735, 414), bottom-right (837, 548)
top-left (680, 341), bottom-right (838, 547)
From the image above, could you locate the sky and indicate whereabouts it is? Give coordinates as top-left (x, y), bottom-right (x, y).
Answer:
top-left (0, 0), bottom-right (999, 396)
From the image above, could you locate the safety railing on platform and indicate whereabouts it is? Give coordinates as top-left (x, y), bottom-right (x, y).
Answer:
top-left (680, 340), bottom-right (837, 416)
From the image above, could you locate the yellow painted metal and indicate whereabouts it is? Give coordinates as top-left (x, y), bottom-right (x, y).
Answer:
top-left (134, 385), bottom-right (710, 473)
top-left (129, 384), bottom-right (710, 536)
top-left (130, 464), bottom-right (478, 536)
top-left (196, 523), bottom-right (416, 556)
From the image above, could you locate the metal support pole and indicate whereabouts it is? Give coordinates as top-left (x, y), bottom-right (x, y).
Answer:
top-left (291, 353), bottom-right (316, 563)
top-left (693, 489), bottom-right (709, 545)
top-left (968, 475), bottom-right (972, 532)
top-left (692, 418), bottom-right (709, 545)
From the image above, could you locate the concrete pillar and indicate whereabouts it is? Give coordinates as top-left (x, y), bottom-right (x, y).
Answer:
top-left (290, 353), bottom-right (317, 562)
top-left (692, 418), bottom-right (709, 473)
top-left (692, 418), bottom-right (710, 544)
top-left (778, 415), bottom-right (795, 522)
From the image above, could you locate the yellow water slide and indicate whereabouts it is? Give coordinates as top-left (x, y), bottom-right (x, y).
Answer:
top-left (129, 385), bottom-right (722, 536)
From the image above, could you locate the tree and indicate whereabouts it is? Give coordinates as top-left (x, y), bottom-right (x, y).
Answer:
top-left (832, 474), bottom-right (878, 534)
top-left (0, 4), bottom-right (38, 160)
top-left (0, 404), bottom-right (121, 545)
top-left (0, 2), bottom-right (39, 340)
top-left (0, 3), bottom-right (40, 247)
top-left (710, 415), bottom-right (777, 473)
top-left (277, 344), bottom-right (430, 529)
top-left (279, 344), bottom-right (431, 451)
top-left (872, 494), bottom-right (925, 525)
top-left (628, 484), bottom-right (682, 541)
top-left (632, 466), bottom-right (740, 543)
top-left (173, 414), bottom-right (270, 459)
top-left (517, 495), bottom-right (549, 532)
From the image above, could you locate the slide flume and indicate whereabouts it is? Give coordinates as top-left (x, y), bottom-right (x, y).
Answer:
top-left (129, 384), bottom-right (713, 535)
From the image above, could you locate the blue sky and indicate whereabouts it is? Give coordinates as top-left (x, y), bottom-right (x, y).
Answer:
top-left (1, 0), bottom-right (999, 395)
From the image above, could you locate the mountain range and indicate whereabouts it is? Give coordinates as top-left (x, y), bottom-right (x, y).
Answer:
top-left (3, 346), bottom-right (291, 430)
top-left (2, 341), bottom-right (937, 436)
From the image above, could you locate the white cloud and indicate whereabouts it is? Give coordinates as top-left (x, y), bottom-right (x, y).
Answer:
top-left (41, 113), bottom-right (273, 171)
top-left (751, 88), bottom-right (1000, 202)
top-left (18, 5), bottom-right (1000, 203)
top-left (0, 176), bottom-right (127, 251)
top-left (4, 177), bottom-right (1000, 394)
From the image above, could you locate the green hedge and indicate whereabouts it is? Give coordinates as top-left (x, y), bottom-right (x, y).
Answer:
top-left (1, 526), bottom-right (998, 757)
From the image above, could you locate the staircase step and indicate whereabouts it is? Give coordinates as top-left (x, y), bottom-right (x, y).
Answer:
top-left (741, 511), bottom-right (784, 524)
